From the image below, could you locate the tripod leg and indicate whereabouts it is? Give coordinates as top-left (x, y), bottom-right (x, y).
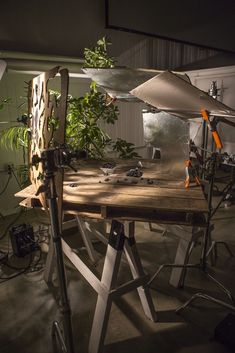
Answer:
top-left (48, 197), bottom-right (74, 353)
top-left (44, 230), bottom-right (56, 284)
top-left (52, 321), bottom-right (68, 353)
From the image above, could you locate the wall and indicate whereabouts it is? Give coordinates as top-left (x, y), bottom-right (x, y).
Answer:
top-left (0, 72), bottom-right (33, 216)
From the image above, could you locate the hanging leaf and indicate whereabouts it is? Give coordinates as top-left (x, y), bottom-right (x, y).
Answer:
top-left (83, 36), bottom-right (116, 68)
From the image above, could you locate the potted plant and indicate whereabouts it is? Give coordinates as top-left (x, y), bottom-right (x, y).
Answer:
top-left (82, 36), bottom-right (162, 101)
top-left (0, 37), bottom-right (141, 184)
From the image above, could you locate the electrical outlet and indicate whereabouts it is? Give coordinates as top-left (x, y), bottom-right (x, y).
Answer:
top-left (7, 165), bottom-right (12, 175)
top-left (4, 163), bottom-right (14, 175)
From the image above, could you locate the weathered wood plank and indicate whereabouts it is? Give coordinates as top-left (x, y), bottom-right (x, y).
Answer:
top-left (63, 191), bottom-right (207, 213)
top-left (64, 183), bottom-right (204, 200)
top-left (15, 160), bottom-right (208, 226)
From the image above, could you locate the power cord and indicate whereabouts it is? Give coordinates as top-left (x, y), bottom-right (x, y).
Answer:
top-left (0, 174), bottom-right (11, 196)
top-left (11, 167), bottom-right (23, 190)
top-left (0, 243), bottom-right (43, 283)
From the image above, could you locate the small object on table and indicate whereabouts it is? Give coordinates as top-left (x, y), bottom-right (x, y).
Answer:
top-left (100, 162), bottom-right (117, 176)
top-left (126, 167), bottom-right (143, 178)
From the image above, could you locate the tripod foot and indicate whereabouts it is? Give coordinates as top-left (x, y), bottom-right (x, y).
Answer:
top-left (176, 292), bottom-right (235, 314)
top-left (206, 272), bottom-right (235, 305)
top-left (52, 321), bottom-right (68, 353)
top-left (207, 241), bottom-right (233, 260)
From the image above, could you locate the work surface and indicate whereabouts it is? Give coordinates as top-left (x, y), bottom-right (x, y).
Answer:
top-left (16, 159), bottom-right (208, 226)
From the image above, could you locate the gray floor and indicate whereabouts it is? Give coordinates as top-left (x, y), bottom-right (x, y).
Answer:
top-left (0, 196), bottom-right (235, 353)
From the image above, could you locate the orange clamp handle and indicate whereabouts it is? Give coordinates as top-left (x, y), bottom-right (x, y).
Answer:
top-left (201, 109), bottom-right (223, 149)
top-left (201, 109), bottom-right (210, 123)
top-left (212, 131), bottom-right (223, 149)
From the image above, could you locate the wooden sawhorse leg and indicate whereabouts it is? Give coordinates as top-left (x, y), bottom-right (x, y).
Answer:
top-left (169, 226), bottom-right (204, 288)
top-left (44, 216), bottom-right (99, 285)
top-left (75, 216), bottom-right (98, 263)
top-left (124, 221), bottom-right (157, 321)
top-left (89, 220), bottom-right (157, 353)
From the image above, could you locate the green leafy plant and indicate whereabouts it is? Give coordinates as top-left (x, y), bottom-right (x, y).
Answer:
top-left (66, 81), bottom-right (118, 158)
top-left (0, 99), bottom-right (30, 187)
top-left (0, 85), bottom-right (139, 160)
top-left (0, 98), bottom-right (11, 111)
top-left (111, 138), bottom-right (140, 159)
top-left (83, 36), bottom-right (116, 68)
top-left (0, 34), bottom-right (140, 173)
top-left (0, 125), bottom-right (29, 150)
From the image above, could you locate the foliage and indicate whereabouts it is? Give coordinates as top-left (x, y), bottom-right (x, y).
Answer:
top-left (83, 37), bottom-right (116, 68)
top-left (0, 125), bottom-right (29, 150)
top-left (111, 138), bottom-right (141, 159)
top-left (66, 81), bottom-right (118, 158)
top-left (0, 87), bottom-right (140, 160)
top-left (0, 98), bottom-right (11, 111)
top-left (0, 98), bottom-right (29, 188)
top-left (16, 164), bottom-right (30, 187)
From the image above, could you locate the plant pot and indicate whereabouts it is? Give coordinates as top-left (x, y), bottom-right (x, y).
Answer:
top-left (82, 67), bottom-right (163, 100)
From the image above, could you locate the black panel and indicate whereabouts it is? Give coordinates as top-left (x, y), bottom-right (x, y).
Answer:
top-left (106, 0), bottom-right (235, 53)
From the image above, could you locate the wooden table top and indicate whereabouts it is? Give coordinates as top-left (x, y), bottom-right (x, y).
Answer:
top-left (15, 159), bottom-right (208, 226)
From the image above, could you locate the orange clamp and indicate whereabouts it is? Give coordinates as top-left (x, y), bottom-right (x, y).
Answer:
top-left (201, 109), bottom-right (223, 149)
top-left (184, 159), bottom-right (200, 188)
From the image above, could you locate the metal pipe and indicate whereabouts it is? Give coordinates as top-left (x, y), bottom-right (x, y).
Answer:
top-left (176, 293), bottom-right (235, 313)
top-left (0, 50), bottom-right (85, 74)
top-left (0, 50), bottom-right (84, 64)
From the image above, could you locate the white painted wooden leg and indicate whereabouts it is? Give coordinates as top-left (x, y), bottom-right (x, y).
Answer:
top-left (75, 216), bottom-right (98, 263)
top-left (88, 221), bottom-right (124, 353)
top-left (124, 222), bottom-right (157, 322)
top-left (169, 226), bottom-right (205, 288)
top-left (169, 226), bottom-right (203, 288)
top-left (169, 237), bottom-right (194, 288)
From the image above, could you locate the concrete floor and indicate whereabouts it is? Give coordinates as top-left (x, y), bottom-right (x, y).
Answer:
top-left (0, 196), bottom-right (235, 353)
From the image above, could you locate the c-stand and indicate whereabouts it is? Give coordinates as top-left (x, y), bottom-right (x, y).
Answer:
top-left (176, 151), bottom-right (235, 313)
top-left (149, 151), bottom-right (234, 303)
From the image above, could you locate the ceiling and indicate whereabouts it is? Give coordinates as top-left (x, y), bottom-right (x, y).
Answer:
top-left (0, 0), bottom-right (143, 59)
top-left (107, 0), bottom-right (235, 53)
top-left (0, 0), bottom-right (234, 66)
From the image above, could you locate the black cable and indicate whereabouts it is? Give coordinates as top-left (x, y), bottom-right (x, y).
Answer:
top-left (0, 209), bottom-right (25, 241)
top-left (0, 269), bottom-right (28, 282)
top-left (11, 168), bottom-right (22, 189)
top-left (0, 247), bottom-right (43, 282)
top-left (0, 251), bottom-right (33, 282)
top-left (4, 253), bottom-right (33, 271)
top-left (0, 218), bottom-right (46, 282)
top-left (0, 174), bottom-right (11, 196)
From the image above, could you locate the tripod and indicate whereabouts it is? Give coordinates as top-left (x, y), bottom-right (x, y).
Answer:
top-left (176, 152), bottom-right (235, 313)
top-left (34, 149), bottom-right (74, 353)
top-left (148, 152), bottom-right (234, 304)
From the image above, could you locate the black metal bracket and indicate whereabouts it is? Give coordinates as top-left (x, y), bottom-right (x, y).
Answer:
top-left (109, 220), bottom-right (125, 250)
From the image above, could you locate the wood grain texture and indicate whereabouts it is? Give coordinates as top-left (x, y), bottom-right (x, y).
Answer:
top-left (16, 159), bottom-right (208, 225)
top-left (28, 67), bottom-right (69, 226)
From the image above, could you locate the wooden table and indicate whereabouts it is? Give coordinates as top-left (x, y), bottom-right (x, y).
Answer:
top-left (62, 159), bottom-right (207, 223)
top-left (15, 159), bottom-right (208, 353)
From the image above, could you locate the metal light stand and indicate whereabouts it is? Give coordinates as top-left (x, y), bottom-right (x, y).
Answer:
top-left (201, 115), bottom-right (235, 258)
top-left (34, 149), bottom-right (74, 353)
top-left (176, 151), bottom-right (235, 314)
top-left (148, 152), bottom-right (234, 303)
